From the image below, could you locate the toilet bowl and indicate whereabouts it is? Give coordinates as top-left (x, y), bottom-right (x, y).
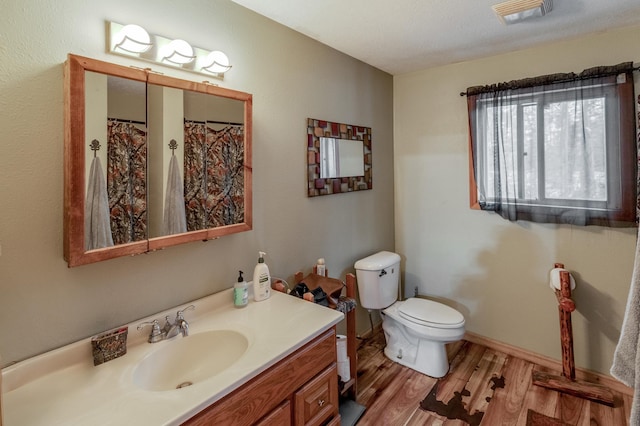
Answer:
top-left (355, 251), bottom-right (465, 378)
top-left (382, 298), bottom-right (465, 377)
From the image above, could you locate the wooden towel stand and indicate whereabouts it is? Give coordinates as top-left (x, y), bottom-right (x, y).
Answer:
top-left (531, 263), bottom-right (614, 406)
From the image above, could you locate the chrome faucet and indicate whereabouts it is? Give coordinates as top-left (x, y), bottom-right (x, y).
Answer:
top-left (166, 305), bottom-right (195, 338)
top-left (137, 305), bottom-right (195, 343)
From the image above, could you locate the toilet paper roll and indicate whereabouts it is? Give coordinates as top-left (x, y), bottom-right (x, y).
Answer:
top-left (336, 334), bottom-right (348, 362)
top-left (338, 357), bottom-right (350, 382)
top-left (549, 268), bottom-right (576, 291)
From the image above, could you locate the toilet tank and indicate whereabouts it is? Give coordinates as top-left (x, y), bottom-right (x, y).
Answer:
top-left (354, 251), bottom-right (401, 310)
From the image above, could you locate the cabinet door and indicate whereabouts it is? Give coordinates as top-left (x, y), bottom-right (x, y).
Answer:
top-left (255, 400), bottom-right (291, 426)
top-left (294, 363), bottom-right (338, 426)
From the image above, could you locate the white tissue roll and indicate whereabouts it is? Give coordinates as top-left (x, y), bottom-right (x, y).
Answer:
top-left (338, 357), bottom-right (351, 382)
top-left (549, 268), bottom-right (576, 291)
top-left (336, 334), bottom-right (348, 362)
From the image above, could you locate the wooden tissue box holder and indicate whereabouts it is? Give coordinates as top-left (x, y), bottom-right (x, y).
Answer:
top-left (91, 327), bottom-right (128, 366)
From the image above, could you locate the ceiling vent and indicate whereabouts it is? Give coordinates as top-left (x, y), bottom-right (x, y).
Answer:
top-left (493, 0), bottom-right (553, 25)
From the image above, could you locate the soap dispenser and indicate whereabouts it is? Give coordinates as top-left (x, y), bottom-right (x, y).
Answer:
top-left (233, 270), bottom-right (248, 308)
top-left (253, 251), bottom-right (271, 301)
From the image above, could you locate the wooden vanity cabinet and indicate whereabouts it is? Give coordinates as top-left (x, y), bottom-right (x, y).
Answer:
top-left (184, 328), bottom-right (340, 426)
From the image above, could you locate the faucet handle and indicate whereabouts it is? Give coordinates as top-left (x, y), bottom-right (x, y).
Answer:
top-left (137, 319), bottom-right (163, 343)
top-left (176, 304), bottom-right (195, 320)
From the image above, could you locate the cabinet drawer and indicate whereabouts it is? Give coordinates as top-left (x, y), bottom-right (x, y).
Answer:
top-left (294, 363), bottom-right (338, 426)
top-left (324, 415), bottom-right (341, 426)
top-left (255, 400), bottom-right (291, 426)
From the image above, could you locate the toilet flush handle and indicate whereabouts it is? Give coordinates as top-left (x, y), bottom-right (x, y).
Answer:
top-left (379, 269), bottom-right (387, 277)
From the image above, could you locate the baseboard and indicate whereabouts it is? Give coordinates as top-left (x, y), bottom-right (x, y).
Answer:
top-left (464, 331), bottom-right (633, 397)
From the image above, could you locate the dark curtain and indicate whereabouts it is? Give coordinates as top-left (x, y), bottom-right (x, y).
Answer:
top-left (467, 63), bottom-right (637, 227)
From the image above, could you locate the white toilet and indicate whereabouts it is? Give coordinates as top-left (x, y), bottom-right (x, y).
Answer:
top-left (355, 251), bottom-right (465, 378)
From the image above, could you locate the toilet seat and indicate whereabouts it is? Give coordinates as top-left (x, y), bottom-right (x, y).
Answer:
top-left (398, 298), bottom-right (464, 329)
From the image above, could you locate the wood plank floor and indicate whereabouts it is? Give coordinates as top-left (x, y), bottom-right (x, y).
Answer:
top-left (352, 330), bottom-right (632, 425)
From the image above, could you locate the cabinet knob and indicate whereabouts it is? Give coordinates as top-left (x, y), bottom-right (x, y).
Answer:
top-left (318, 399), bottom-right (325, 407)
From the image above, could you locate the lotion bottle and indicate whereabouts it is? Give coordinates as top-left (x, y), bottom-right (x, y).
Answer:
top-left (233, 270), bottom-right (248, 308)
top-left (316, 258), bottom-right (326, 276)
top-left (253, 251), bottom-right (271, 301)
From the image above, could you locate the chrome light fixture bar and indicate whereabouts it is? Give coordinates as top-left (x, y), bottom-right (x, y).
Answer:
top-left (107, 21), bottom-right (232, 80)
top-left (493, 0), bottom-right (553, 25)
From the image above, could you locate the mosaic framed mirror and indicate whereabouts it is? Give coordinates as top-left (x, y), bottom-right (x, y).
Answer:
top-left (306, 118), bottom-right (372, 197)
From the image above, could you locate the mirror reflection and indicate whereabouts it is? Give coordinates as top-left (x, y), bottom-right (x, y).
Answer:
top-left (84, 73), bottom-right (147, 250)
top-left (319, 137), bottom-right (364, 179)
top-left (83, 78), bottom-right (247, 244)
top-left (181, 90), bottom-right (245, 234)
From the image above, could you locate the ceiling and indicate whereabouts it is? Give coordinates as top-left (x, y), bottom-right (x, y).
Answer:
top-left (230, 0), bottom-right (640, 75)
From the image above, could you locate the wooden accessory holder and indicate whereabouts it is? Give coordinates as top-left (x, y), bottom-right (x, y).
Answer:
top-left (531, 263), bottom-right (614, 406)
top-left (294, 267), bottom-right (358, 400)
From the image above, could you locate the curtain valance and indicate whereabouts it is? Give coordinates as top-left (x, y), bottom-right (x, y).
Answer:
top-left (462, 62), bottom-right (635, 97)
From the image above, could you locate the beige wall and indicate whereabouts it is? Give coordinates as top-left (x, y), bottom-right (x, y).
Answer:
top-left (394, 25), bottom-right (640, 375)
top-left (0, 0), bottom-right (394, 366)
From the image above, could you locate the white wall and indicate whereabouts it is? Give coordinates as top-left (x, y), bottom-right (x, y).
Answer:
top-left (394, 25), bottom-right (640, 375)
top-left (0, 0), bottom-right (394, 366)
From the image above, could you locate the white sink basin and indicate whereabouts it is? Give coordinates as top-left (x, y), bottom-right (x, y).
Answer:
top-left (132, 330), bottom-right (248, 391)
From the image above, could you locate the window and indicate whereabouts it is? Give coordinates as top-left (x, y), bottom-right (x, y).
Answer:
top-left (467, 63), bottom-right (637, 227)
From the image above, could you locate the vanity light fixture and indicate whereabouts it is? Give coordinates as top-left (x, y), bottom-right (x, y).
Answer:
top-left (107, 21), bottom-right (232, 80)
top-left (492, 0), bottom-right (553, 25)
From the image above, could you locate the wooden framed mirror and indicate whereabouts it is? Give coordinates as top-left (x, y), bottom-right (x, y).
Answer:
top-left (64, 54), bottom-right (252, 267)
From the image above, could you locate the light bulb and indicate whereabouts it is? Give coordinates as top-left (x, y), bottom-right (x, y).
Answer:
top-left (202, 51), bottom-right (232, 74)
top-left (113, 24), bottom-right (152, 54)
top-left (161, 39), bottom-right (195, 65)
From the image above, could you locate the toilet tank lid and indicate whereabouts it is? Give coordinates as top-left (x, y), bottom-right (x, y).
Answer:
top-left (355, 251), bottom-right (401, 271)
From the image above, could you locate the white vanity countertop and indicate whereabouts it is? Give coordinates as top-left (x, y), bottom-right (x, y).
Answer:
top-left (1, 290), bottom-right (343, 425)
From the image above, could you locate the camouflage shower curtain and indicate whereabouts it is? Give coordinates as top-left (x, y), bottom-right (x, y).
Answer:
top-left (107, 120), bottom-right (147, 245)
top-left (184, 122), bottom-right (245, 232)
